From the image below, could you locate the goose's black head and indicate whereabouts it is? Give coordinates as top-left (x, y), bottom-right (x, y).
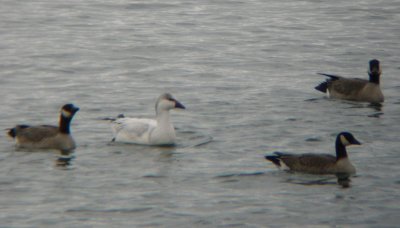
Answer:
top-left (368, 59), bottom-right (381, 84)
top-left (338, 132), bottom-right (361, 147)
top-left (61, 104), bottom-right (80, 118)
top-left (59, 104), bottom-right (79, 134)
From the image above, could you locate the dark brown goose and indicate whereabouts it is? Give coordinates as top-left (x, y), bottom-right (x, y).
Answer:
top-left (7, 104), bottom-right (79, 152)
top-left (315, 59), bottom-right (384, 103)
top-left (265, 132), bottom-right (361, 175)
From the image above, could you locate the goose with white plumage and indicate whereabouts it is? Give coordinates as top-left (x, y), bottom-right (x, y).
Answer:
top-left (110, 93), bottom-right (185, 146)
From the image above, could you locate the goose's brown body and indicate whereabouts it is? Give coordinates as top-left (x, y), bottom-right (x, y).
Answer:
top-left (8, 104), bottom-right (79, 152)
top-left (315, 59), bottom-right (383, 103)
top-left (265, 132), bottom-right (361, 175)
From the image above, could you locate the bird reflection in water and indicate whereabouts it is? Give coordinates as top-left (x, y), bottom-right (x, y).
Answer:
top-left (336, 173), bottom-right (352, 188)
top-left (55, 150), bottom-right (75, 168)
top-left (285, 173), bottom-right (354, 188)
top-left (367, 102), bottom-right (384, 118)
top-left (368, 102), bottom-right (383, 111)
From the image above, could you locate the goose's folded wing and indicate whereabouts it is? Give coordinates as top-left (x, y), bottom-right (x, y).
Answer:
top-left (331, 78), bottom-right (368, 95)
top-left (297, 154), bottom-right (336, 167)
top-left (318, 73), bottom-right (342, 80)
top-left (112, 118), bottom-right (156, 137)
top-left (17, 125), bottom-right (59, 142)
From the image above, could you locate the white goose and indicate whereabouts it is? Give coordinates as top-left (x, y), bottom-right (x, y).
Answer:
top-left (110, 93), bottom-right (185, 146)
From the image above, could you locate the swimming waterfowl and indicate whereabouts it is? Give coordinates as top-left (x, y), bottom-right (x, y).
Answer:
top-left (265, 132), bottom-right (361, 175)
top-left (7, 104), bottom-right (79, 152)
top-left (315, 59), bottom-right (384, 103)
top-left (110, 93), bottom-right (185, 146)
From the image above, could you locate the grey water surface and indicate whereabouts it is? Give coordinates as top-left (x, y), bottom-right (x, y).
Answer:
top-left (0, 0), bottom-right (399, 227)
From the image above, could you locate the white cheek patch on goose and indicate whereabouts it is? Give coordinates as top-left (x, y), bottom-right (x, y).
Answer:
top-left (61, 110), bottom-right (72, 118)
top-left (280, 160), bottom-right (291, 170)
top-left (340, 135), bottom-right (350, 146)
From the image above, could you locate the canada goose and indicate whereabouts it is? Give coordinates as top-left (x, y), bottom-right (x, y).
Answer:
top-left (315, 59), bottom-right (384, 103)
top-left (110, 93), bottom-right (185, 146)
top-left (265, 132), bottom-right (361, 175)
top-left (8, 104), bottom-right (79, 152)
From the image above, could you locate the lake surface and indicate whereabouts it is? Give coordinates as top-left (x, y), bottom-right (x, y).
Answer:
top-left (1, 0), bottom-right (399, 227)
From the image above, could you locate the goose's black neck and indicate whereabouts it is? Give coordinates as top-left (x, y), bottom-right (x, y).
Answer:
top-left (335, 137), bottom-right (348, 160)
top-left (59, 115), bottom-right (72, 134)
top-left (369, 73), bottom-right (380, 84)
